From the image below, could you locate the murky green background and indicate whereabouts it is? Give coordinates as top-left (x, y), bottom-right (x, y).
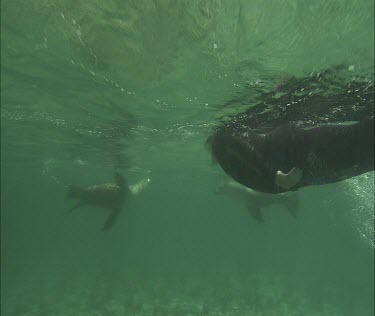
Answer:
top-left (1, 1), bottom-right (374, 315)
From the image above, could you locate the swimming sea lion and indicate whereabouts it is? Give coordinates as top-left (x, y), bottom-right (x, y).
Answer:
top-left (216, 181), bottom-right (299, 222)
top-left (66, 172), bottom-right (150, 231)
top-left (208, 118), bottom-right (374, 193)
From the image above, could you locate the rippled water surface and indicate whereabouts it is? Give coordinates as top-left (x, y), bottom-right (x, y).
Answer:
top-left (1, 1), bottom-right (374, 315)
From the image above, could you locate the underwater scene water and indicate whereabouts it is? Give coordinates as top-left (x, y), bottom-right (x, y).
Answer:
top-left (1, 1), bottom-right (374, 315)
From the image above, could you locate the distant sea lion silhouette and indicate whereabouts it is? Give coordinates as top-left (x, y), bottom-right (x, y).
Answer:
top-left (66, 172), bottom-right (150, 231)
top-left (216, 181), bottom-right (299, 222)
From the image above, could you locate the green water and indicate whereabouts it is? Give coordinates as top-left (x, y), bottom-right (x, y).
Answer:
top-left (1, 1), bottom-right (374, 315)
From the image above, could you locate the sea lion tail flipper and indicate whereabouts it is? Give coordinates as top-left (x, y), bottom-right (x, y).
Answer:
top-left (247, 205), bottom-right (265, 223)
top-left (101, 209), bottom-right (121, 231)
top-left (283, 193), bottom-right (299, 219)
top-left (66, 185), bottom-right (84, 199)
top-left (114, 172), bottom-right (127, 189)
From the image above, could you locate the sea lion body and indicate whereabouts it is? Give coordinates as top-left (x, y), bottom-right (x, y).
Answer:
top-left (66, 173), bottom-right (149, 231)
top-left (70, 183), bottom-right (127, 211)
top-left (208, 119), bottom-right (374, 193)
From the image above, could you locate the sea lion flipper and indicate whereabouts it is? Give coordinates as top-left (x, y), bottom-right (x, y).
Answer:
top-left (247, 205), bottom-right (265, 223)
top-left (101, 209), bottom-right (121, 231)
top-left (114, 172), bottom-right (127, 189)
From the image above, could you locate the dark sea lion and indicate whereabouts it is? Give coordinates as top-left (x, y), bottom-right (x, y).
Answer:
top-left (67, 172), bottom-right (144, 231)
top-left (208, 118), bottom-right (374, 193)
top-left (207, 67), bottom-right (374, 193)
